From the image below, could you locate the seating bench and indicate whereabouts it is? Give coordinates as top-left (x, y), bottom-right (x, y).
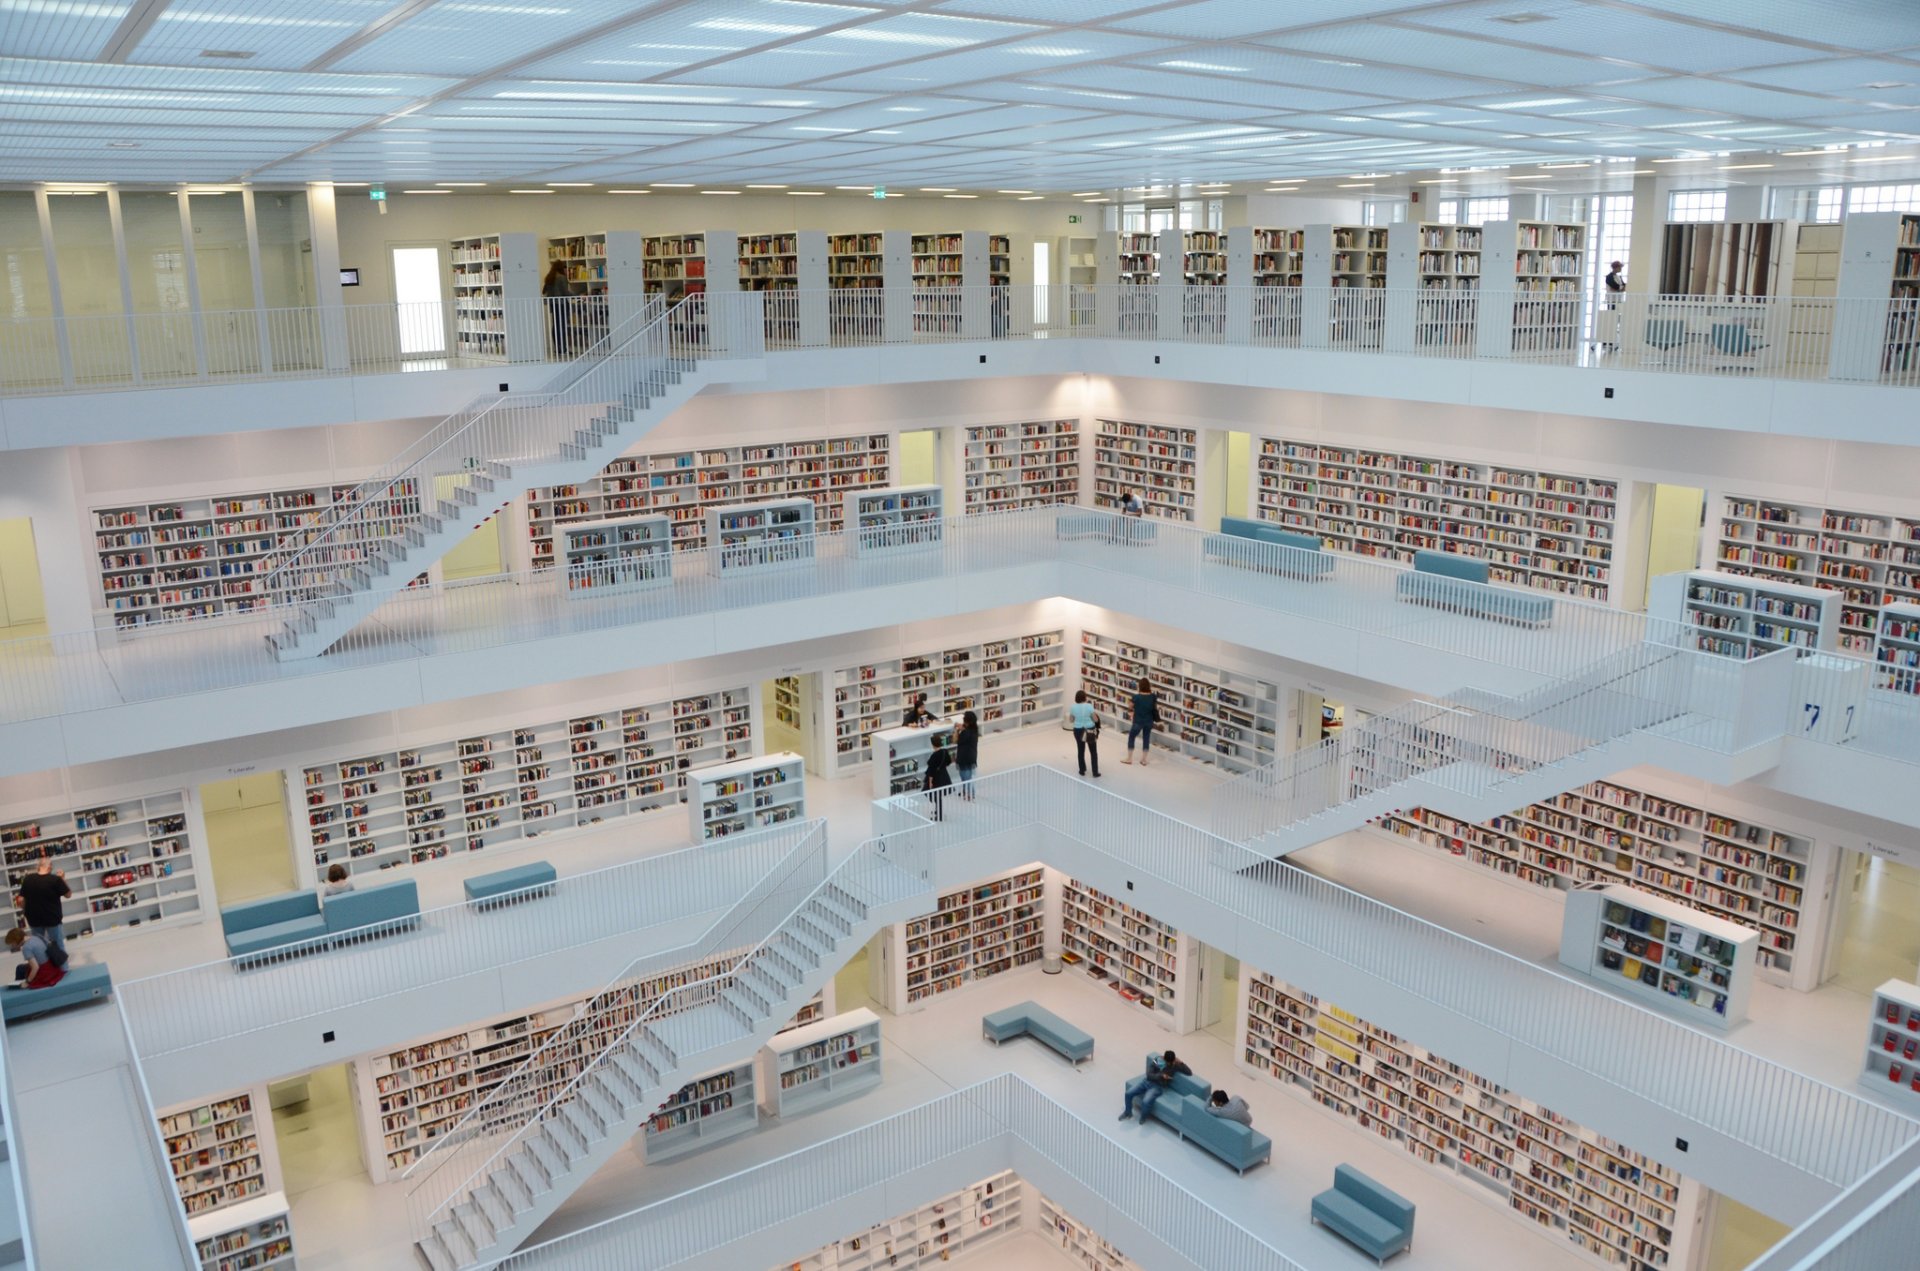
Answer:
top-left (1205, 517), bottom-right (1335, 580)
top-left (1312, 1164), bottom-right (1415, 1265)
top-left (1, 962), bottom-right (112, 1023)
top-left (1395, 549), bottom-right (1554, 628)
top-left (981, 1001), bottom-right (1093, 1064)
top-left (464, 861), bottom-right (557, 909)
top-left (1150, 1091), bottom-right (1273, 1175)
top-left (221, 878), bottom-right (422, 965)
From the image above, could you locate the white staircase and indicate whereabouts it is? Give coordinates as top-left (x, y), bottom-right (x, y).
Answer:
top-left (406, 856), bottom-right (927, 1270)
top-left (262, 297), bottom-right (745, 660)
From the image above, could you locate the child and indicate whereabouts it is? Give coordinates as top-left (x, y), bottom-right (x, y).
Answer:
top-left (923, 744), bottom-right (953, 822)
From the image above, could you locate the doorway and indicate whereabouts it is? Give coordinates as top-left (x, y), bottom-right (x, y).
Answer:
top-left (1198, 944), bottom-right (1238, 1043)
top-left (764, 673), bottom-right (819, 773)
top-left (1224, 431), bottom-right (1251, 519)
top-left (1033, 240), bottom-right (1050, 324)
top-left (391, 245), bottom-right (446, 357)
top-left (898, 429), bottom-right (939, 487)
top-left (1641, 483), bottom-right (1705, 609)
top-left (1825, 852), bottom-right (1920, 994)
top-left (433, 476), bottom-right (507, 583)
top-left (0, 518), bottom-right (46, 634)
top-left (269, 1063), bottom-right (366, 1199)
top-left (200, 773), bottom-right (297, 903)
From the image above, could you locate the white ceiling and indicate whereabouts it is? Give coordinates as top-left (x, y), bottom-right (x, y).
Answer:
top-left (2, 0), bottom-right (1918, 190)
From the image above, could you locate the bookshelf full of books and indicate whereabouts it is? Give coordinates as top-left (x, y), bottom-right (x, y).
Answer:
top-left (1713, 492), bottom-right (1920, 653)
top-left (1863, 980), bottom-right (1920, 1106)
top-left (1477, 219), bottom-right (1585, 355)
top-left (190, 1192), bottom-right (296, 1271)
top-left (1077, 630), bottom-right (1281, 773)
top-left (523, 433), bottom-right (891, 568)
top-left (910, 232), bottom-right (965, 336)
top-left (159, 1087), bottom-right (280, 1217)
top-left (1830, 212), bottom-right (1920, 379)
top-left (1387, 222), bottom-right (1482, 350)
top-left (1253, 436), bottom-right (1618, 600)
top-left (1058, 875), bottom-right (1194, 1029)
top-left (685, 751), bottom-right (805, 841)
top-left (873, 866), bottom-right (1046, 1010)
top-left (1328, 225), bottom-right (1388, 289)
top-left (1037, 1191), bottom-right (1142, 1270)
top-left (707, 498), bottom-right (816, 574)
top-left (1238, 968), bottom-right (1703, 1271)
top-left (1370, 776), bottom-right (1827, 988)
top-left (758, 1007), bottom-right (883, 1118)
top-left (1100, 231), bottom-right (1159, 335)
top-left (827, 230), bottom-right (911, 341)
top-left (297, 685), bottom-right (754, 880)
top-left (1093, 419), bottom-right (1198, 521)
top-left (1245, 226), bottom-right (1304, 343)
top-left (543, 230), bottom-right (642, 348)
top-left (91, 477), bottom-right (424, 628)
top-left (1874, 601), bottom-right (1920, 693)
top-left (560, 514), bottom-right (671, 595)
top-left (450, 233), bottom-right (538, 361)
top-left (872, 719), bottom-right (954, 800)
top-left (1649, 569), bottom-right (1839, 659)
top-left (740, 230), bottom-right (827, 344)
top-left (776, 1171), bottom-right (1021, 1270)
top-left (847, 484), bottom-right (942, 556)
top-left (639, 1059), bottom-right (759, 1164)
top-left (961, 420), bottom-right (1080, 514)
top-left (1559, 883), bottom-right (1758, 1027)
top-left (826, 629), bottom-right (1066, 776)
top-left (2, 789), bottom-right (199, 939)
top-left (642, 230), bottom-right (737, 299)
top-left (1181, 229), bottom-right (1227, 335)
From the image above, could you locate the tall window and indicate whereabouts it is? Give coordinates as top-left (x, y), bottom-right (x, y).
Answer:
top-left (1555, 194), bottom-right (1635, 338)
top-left (1433, 196), bottom-right (1509, 225)
top-left (1362, 199), bottom-right (1408, 226)
top-left (1773, 185), bottom-right (1844, 222)
top-left (1848, 183), bottom-right (1920, 215)
top-left (1667, 189), bottom-right (1726, 222)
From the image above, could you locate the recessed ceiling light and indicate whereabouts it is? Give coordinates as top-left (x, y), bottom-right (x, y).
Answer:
top-left (608, 189), bottom-right (650, 194)
top-left (401, 189), bottom-right (451, 194)
top-left (1719, 163), bottom-right (1773, 170)
top-left (1083, 197), bottom-right (1110, 203)
top-left (788, 191), bottom-right (826, 196)
top-left (332, 182), bottom-right (369, 187)
top-left (1070, 191), bottom-right (1101, 197)
top-left (835, 186), bottom-right (872, 190)
top-left (1492, 11), bottom-right (1554, 23)
top-left (650, 183), bottom-right (693, 188)
top-left (920, 187), bottom-right (956, 192)
top-left (997, 189), bottom-right (1033, 194)
top-left (701, 190), bottom-right (740, 195)
top-left (436, 182), bottom-right (485, 187)
top-left (1849, 154), bottom-right (1909, 163)
top-left (943, 193), bottom-right (977, 199)
top-left (546, 182), bottom-right (592, 187)
top-left (509, 189), bottom-right (554, 194)
top-left (198, 48), bottom-right (256, 59)
top-left (1780, 149), bottom-right (1839, 156)
top-left (1017, 195), bottom-right (1044, 201)
top-left (1650, 157), bottom-right (1707, 163)
top-left (1337, 182), bottom-right (1376, 187)
top-left (746, 184), bottom-right (788, 189)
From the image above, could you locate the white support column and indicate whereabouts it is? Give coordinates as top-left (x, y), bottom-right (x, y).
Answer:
top-left (1475, 218), bottom-right (1520, 359)
top-left (305, 182), bottom-right (349, 372)
top-left (32, 186), bottom-right (73, 387)
top-left (240, 187), bottom-right (273, 373)
top-left (1382, 221), bottom-right (1422, 354)
top-left (1155, 229), bottom-right (1182, 338)
top-left (882, 230), bottom-right (914, 343)
top-left (1225, 228), bottom-right (1253, 344)
top-left (1300, 225), bottom-right (1333, 349)
top-left (104, 186), bottom-right (141, 384)
top-left (794, 228), bottom-right (829, 347)
top-left (174, 184), bottom-right (209, 378)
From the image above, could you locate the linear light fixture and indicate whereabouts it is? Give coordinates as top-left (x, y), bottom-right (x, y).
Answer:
top-left (746, 184), bottom-right (788, 188)
top-left (401, 189), bottom-right (451, 194)
top-left (509, 188), bottom-right (554, 194)
top-left (701, 189), bottom-right (740, 194)
top-left (547, 182), bottom-right (593, 187)
top-left (789, 190), bottom-right (826, 195)
top-left (1017, 195), bottom-right (1044, 201)
top-left (608, 189), bottom-right (650, 194)
top-left (650, 182), bottom-right (693, 187)
top-left (920, 187), bottom-right (956, 192)
top-left (1719, 163), bottom-right (1773, 170)
top-left (943, 193), bottom-right (977, 199)
top-left (436, 182), bottom-right (485, 187)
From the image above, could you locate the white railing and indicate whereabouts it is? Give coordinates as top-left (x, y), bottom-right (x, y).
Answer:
top-left (490, 1075), bottom-right (1310, 1271)
top-left (114, 820), bottom-right (824, 1057)
top-left (1747, 1138), bottom-right (1920, 1271)
top-left (0, 1013), bottom-right (37, 1271)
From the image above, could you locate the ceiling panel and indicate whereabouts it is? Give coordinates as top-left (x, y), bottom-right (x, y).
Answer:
top-left (1258, 23), bottom-right (1655, 88)
top-left (0, 0), bottom-right (136, 61)
top-left (1106, 0), bottom-right (1435, 39)
top-left (125, 0), bottom-right (384, 71)
top-left (1622, 0), bottom-right (1920, 53)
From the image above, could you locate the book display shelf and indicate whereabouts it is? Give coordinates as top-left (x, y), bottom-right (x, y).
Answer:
top-left (1037, 1191), bottom-right (1141, 1270)
top-left (827, 630), bottom-right (1066, 775)
top-left (298, 685), bottom-right (754, 878)
top-left (524, 433), bottom-right (892, 567)
top-left (909, 231), bottom-right (1009, 336)
top-left (771, 675), bottom-right (804, 732)
top-left (1330, 225), bottom-right (1389, 289)
top-left (961, 420), bottom-right (1080, 514)
top-left (776, 1170), bottom-right (1020, 1270)
top-left (1714, 493), bottom-right (1920, 653)
top-left (739, 233), bottom-right (801, 291)
top-left (1253, 437), bottom-right (1617, 599)
top-left (873, 866), bottom-right (1046, 1010)
top-left (1093, 419), bottom-right (1198, 521)
top-left (2, 790), bottom-right (197, 939)
top-left (1418, 223), bottom-right (1483, 290)
top-left (872, 720), bottom-right (955, 800)
top-left (779, 987), bottom-right (831, 1034)
top-left (1109, 231), bottom-right (1158, 335)
top-left (1649, 569), bottom-right (1839, 658)
top-left (1510, 221), bottom-right (1586, 353)
top-left (1559, 883), bottom-right (1757, 1027)
top-left (560, 514), bottom-right (671, 595)
top-left (92, 477), bottom-right (424, 628)
top-left (1238, 969), bottom-right (1702, 1271)
top-left (827, 231), bottom-right (902, 340)
top-left (1247, 227), bottom-right (1304, 343)
top-left (1372, 777), bottom-right (1822, 986)
top-left (639, 1058), bottom-right (758, 1164)
top-left (1391, 222), bottom-right (1482, 350)
top-left (847, 484), bottom-right (942, 556)
top-left (159, 1087), bottom-right (280, 1217)
top-left (685, 751), bottom-right (805, 841)
top-left (543, 231), bottom-right (641, 350)
top-left (1874, 602), bottom-right (1920, 693)
top-left (1863, 981), bottom-right (1920, 1104)
top-left (1182, 230), bottom-right (1227, 335)
top-left (741, 231), bottom-right (828, 344)
top-left (450, 233), bottom-right (537, 361)
top-left (643, 231), bottom-right (736, 299)
top-left (708, 498), bottom-right (816, 574)
top-left (1831, 212), bottom-right (1920, 378)
top-left (758, 1007), bottom-right (883, 1118)
top-left (545, 233), bottom-right (610, 294)
top-left (1078, 630), bottom-right (1281, 774)
top-left (1058, 875), bottom-right (1193, 1028)
top-left (1251, 227), bottom-right (1304, 286)
top-left (190, 1192), bottom-right (295, 1271)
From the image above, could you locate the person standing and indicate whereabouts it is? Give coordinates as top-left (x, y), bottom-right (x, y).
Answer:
top-left (1068, 690), bottom-right (1101, 778)
top-left (954, 710), bottom-right (980, 801)
top-left (1600, 261), bottom-right (1627, 351)
top-left (543, 260), bottom-right (577, 357)
top-left (15, 850), bottom-right (70, 960)
top-left (922, 744), bottom-right (953, 822)
top-left (1122, 676), bottom-right (1160, 766)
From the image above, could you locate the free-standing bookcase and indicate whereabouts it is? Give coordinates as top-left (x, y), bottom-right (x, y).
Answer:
top-left (638, 1058), bottom-right (759, 1164)
top-left (871, 866), bottom-right (1046, 1011)
top-left (1863, 980), bottom-right (1920, 1105)
top-left (685, 751), bottom-right (805, 841)
top-left (1558, 883), bottom-right (1757, 1027)
top-left (158, 1086), bottom-right (281, 1217)
top-left (1092, 419), bottom-right (1197, 521)
top-left (960, 421), bottom-right (1080, 514)
top-left (758, 1007), bottom-right (883, 1118)
top-left (779, 1170), bottom-right (1021, 1270)
top-left (543, 230), bottom-right (644, 348)
top-left (1831, 211), bottom-right (1920, 380)
top-left (871, 720), bottom-right (955, 800)
top-left (642, 230), bottom-right (737, 299)
top-left (189, 1191), bottom-right (295, 1271)
top-left (1098, 231), bottom-right (1159, 336)
top-left (1714, 492), bottom-right (1920, 653)
top-left (1, 790), bottom-right (199, 939)
top-left (740, 230), bottom-right (828, 345)
top-left (1241, 227), bottom-right (1304, 345)
top-left (707, 498), bottom-right (816, 574)
top-left (1475, 220), bottom-right (1584, 357)
top-left (450, 233), bottom-right (539, 361)
top-left (847, 484), bottom-right (942, 556)
top-left (1077, 630), bottom-right (1281, 774)
top-left (1649, 568), bottom-right (1839, 658)
top-left (1056, 873), bottom-right (1195, 1031)
top-left (560, 514), bottom-right (671, 595)
top-left (1386, 222), bottom-right (1482, 351)
top-left (1874, 602), bottom-right (1920, 693)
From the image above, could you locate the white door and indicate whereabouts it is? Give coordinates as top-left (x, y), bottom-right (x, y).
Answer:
top-left (391, 246), bottom-right (446, 356)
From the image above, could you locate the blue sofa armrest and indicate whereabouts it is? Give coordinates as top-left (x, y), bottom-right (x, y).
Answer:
top-left (220, 890), bottom-right (320, 940)
top-left (464, 862), bottom-right (557, 906)
top-left (1164, 1095), bottom-right (1271, 1173)
top-left (2, 963), bottom-right (113, 1023)
top-left (1411, 548), bottom-right (1489, 584)
top-left (325, 878), bottom-right (421, 939)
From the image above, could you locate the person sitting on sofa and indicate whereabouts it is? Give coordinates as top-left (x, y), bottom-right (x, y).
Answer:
top-left (1206, 1089), bottom-right (1253, 1126)
top-left (1119, 1049), bottom-right (1191, 1121)
top-left (322, 863), bottom-right (355, 897)
top-left (4, 926), bottom-right (66, 989)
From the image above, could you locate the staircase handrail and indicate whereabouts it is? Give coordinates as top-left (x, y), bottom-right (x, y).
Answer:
top-left (259, 295), bottom-right (672, 606)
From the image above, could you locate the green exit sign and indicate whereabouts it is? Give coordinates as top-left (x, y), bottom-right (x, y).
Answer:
top-left (1067, 214), bottom-right (1081, 223)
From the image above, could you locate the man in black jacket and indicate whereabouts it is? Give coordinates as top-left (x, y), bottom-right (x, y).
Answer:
top-left (1119, 1049), bottom-right (1191, 1121)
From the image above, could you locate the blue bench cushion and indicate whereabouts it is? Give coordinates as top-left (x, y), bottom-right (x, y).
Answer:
top-left (982, 1002), bottom-right (1094, 1061)
top-left (325, 878), bottom-right (420, 936)
top-left (1313, 1190), bottom-right (1404, 1252)
top-left (1159, 1092), bottom-right (1272, 1173)
top-left (1219, 517), bottom-right (1321, 554)
top-left (227, 915), bottom-right (328, 958)
top-left (1337, 1164), bottom-right (1415, 1230)
top-left (1410, 548), bottom-right (1489, 584)
top-left (220, 890), bottom-right (320, 939)
top-left (465, 862), bottom-right (557, 902)
top-left (2, 963), bottom-right (112, 1023)
top-left (1395, 572), bottom-right (1555, 627)
top-left (1204, 532), bottom-right (1335, 579)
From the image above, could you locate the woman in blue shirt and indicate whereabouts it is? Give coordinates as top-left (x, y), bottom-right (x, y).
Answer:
top-left (1068, 690), bottom-right (1101, 778)
top-left (1123, 676), bottom-right (1160, 766)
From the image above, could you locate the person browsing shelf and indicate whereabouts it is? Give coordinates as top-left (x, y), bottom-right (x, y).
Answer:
top-left (903, 693), bottom-right (932, 726)
top-left (15, 850), bottom-right (70, 959)
top-left (1206, 1089), bottom-right (1253, 1126)
top-left (542, 261), bottom-right (578, 357)
top-left (1120, 489), bottom-right (1146, 517)
top-left (322, 863), bottom-right (355, 896)
top-left (954, 710), bottom-right (980, 801)
top-left (1068, 690), bottom-right (1101, 779)
top-left (922, 744), bottom-right (953, 822)
top-left (5, 926), bottom-right (65, 990)
top-left (1122, 676), bottom-right (1160, 767)
top-left (1120, 1050), bottom-right (1191, 1121)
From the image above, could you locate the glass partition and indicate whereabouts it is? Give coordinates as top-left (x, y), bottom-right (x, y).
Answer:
top-left (188, 190), bottom-right (258, 374)
top-left (46, 190), bottom-right (127, 384)
top-left (256, 190), bottom-right (318, 371)
top-left (0, 192), bottom-right (57, 387)
top-left (121, 190), bottom-right (197, 380)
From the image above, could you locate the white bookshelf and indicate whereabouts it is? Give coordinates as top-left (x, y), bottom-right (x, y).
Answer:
top-left (159, 1086), bottom-right (280, 1217)
top-left (1714, 493), bottom-right (1920, 654)
top-left (1057, 874), bottom-right (1194, 1030)
top-left (770, 674), bottom-right (804, 734)
top-left (827, 230), bottom-right (910, 342)
top-left (872, 720), bottom-right (956, 800)
top-left (778, 985), bottom-right (833, 1035)
top-left (561, 514), bottom-right (671, 595)
top-left (908, 231), bottom-right (1008, 336)
top-left (1249, 226), bottom-right (1303, 287)
top-left (777, 1170), bottom-right (1020, 1270)
top-left (544, 230), bottom-right (643, 348)
top-left (1036, 1190), bottom-right (1141, 1269)
top-left (640, 1058), bottom-right (758, 1164)
top-left (298, 686), bottom-right (754, 879)
top-left (1238, 968), bottom-right (1703, 1271)
top-left (1245, 226), bottom-right (1304, 344)
top-left (524, 433), bottom-right (892, 567)
top-left (1559, 882), bottom-right (1757, 1027)
top-left (873, 866), bottom-right (1046, 1011)
top-left (91, 477), bottom-right (425, 628)
top-left (758, 1007), bottom-right (882, 1118)
top-left (686, 751), bottom-right (805, 841)
top-left (190, 1190), bottom-right (295, 1271)
top-left (1830, 212), bottom-right (1920, 379)
top-left (961, 420), bottom-right (1079, 515)
top-left (1864, 980), bottom-right (1920, 1104)
top-left (1101, 231), bottom-right (1159, 336)
top-left (1077, 630), bottom-right (1280, 773)
top-left (1372, 777), bottom-right (1823, 987)
top-left (826, 629), bottom-right (1066, 776)
top-left (1254, 436), bottom-right (1618, 599)
top-left (1650, 568), bottom-right (1839, 658)
top-left (1093, 419), bottom-right (1197, 521)
top-left (1388, 222), bottom-right (1482, 351)
top-left (2, 790), bottom-right (197, 939)
top-left (707, 498), bottom-right (816, 574)
top-left (847, 484), bottom-right (942, 556)
top-left (642, 231), bottom-right (736, 300)
top-left (1474, 220), bottom-right (1584, 358)
top-left (451, 233), bottom-right (538, 361)
top-left (738, 232), bottom-right (802, 292)
top-left (1874, 601), bottom-right (1920, 694)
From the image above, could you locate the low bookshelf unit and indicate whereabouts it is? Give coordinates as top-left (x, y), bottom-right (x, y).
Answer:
top-left (685, 752), bottom-right (805, 841)
top-left (758, 1007), bottom-right (883, 1118)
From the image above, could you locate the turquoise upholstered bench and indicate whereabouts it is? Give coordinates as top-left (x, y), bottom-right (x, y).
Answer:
top-left (464, 861), bottom-right (558, 909)
top-left (982, 1001), bottom-right (1093, 1064)
top-left (1205, 517), bottom-right (1335, 580)
top-left (1, 962), bottom-right (112, 1023)
top-left (1312, 1164), bottom-right (1415, 1265)
top-left (1152, 1091), bottom-right (1273, 1175)
top-left (221, 890), bottom-right (328, 962)
top-left (323, 879), bottom-right (421, 945)
top-left (1395, 549), bottom-right (1554, 628)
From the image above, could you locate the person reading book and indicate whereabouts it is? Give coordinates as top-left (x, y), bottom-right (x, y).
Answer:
top-left (1119, 1049), bottom-right (1191, 1121)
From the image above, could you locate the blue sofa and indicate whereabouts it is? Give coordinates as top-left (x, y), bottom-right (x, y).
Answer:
top-left (221, 878), bottom-right (421, 963)
top-left (1205, 516), bottom-right (1335, 580)
top-left (2, 962), bottom-right (112, 1023)
top-left (324, 879), bottom-right (421, 944)
top-left (1312, 1164), bottom-right (1415, 1265)
top-left (1151, 1091), bottom-right (1273, 1175)
top-left (981, 1001), bottom-right (1094, 1064)
top-left (464, 861), bottom-right (557, 909)
top-left (1394, 549), bottom-right (1554, 628)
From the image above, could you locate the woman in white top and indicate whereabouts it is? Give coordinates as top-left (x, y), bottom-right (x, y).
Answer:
top-left (1068, 690), bottom-right (1101, 778)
